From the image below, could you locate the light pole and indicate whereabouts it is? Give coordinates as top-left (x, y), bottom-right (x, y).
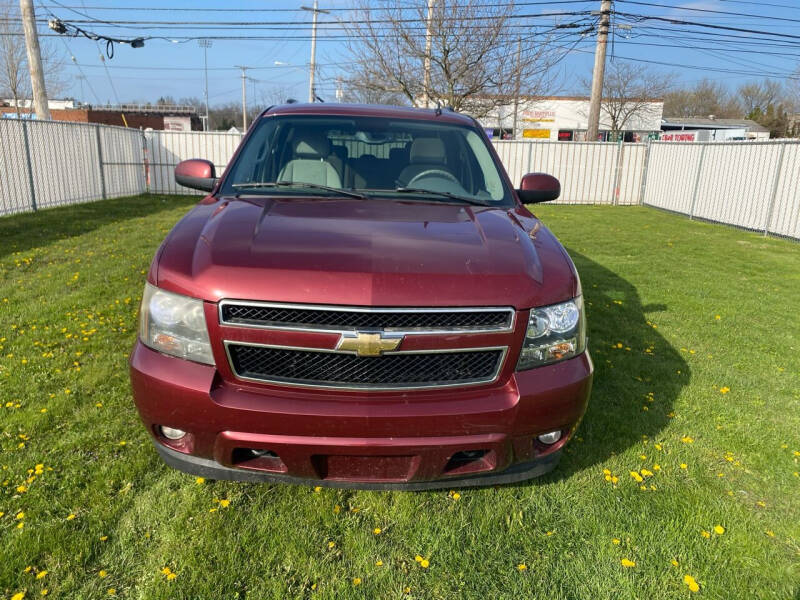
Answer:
top-left (234, 65), bottom-right (249, 131)
top-left (423, 0), bottom-right (435, 108)
top-left (301, 1), bottom-right (329, 103)
top-left (198, 39), bottom-right (212, 131)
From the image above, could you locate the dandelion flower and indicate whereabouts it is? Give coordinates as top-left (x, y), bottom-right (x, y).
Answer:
top-left (420, 559), bottom-right (430, 568)
top-left (373, 528), bottom-right (382, 535)
top-left (517, 563), bottom-right (527, 571)
top-left (375, 560), bottom-right (383, 567)
top-left (720, 387), bottom-right (730, 394)
top-left (16, 511), bottom-right (25, 519)
top-left (107, 589), bottom-right (116, 596)
top-left (714, 525), bottom-right (725, 535)
top-left (701, 530), bottom-right (711, 539)
top-left (414, 555), bottom-right (423, 563)
top-left (195, 477), bottom-right (205, 485)
top-left (640, 469), bottom-right (654, 477)
top-left (681, 436), bottom-right (694, 444)
top-left (328, 541), bottom-right (336, 549)
top-left (36, 571), bottom-right (47, 579)
top-left (621, 558), bottom-right (636, 568)
top-left (11, 593), bottom-right (25, 600)
top-left (66, 514), bottom-right (76, 520)
top-left (219, 499), bottom-right (230, 508)
top-left (40, 591), bottom-right (48, 596)
top-left (612, 538), bottom-right (621, 545)
top-left (680, 463), bottom-right (688, 469)
top-left (352, 578), bottom-right (361, 586)
top-left (100, 535), bottom-right (108, 541)
top-left (333, 505), bottom-right (341, 514)
top-left (671, 559), bottom-right (679, 566)
top-left (630, 471), bottom-right (643, 482)
top-left (99, 570), bottom-right (108, 578)
top-left (683, 574), bottom-right (700, 592)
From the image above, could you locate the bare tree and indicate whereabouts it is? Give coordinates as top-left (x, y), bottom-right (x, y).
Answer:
top-left (343, 0), bottom-right (562, 116)
top-left (0, 0), bottom-right (64, 110)
top-left (663, 79), bottom-right (742, 119)
top-left (738, 79), bottom-right (784, 117)
top-left (582, 62), bottom-right (672, 139)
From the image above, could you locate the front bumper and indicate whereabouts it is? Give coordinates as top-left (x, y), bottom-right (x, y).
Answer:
top-left (130, 341), bottom-right (592, 489)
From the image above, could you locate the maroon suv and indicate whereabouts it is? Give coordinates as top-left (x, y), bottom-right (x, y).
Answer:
top-left (129, 103), bottom-right (592, 489)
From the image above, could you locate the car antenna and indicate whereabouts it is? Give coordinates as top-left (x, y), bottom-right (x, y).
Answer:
top-left (434, 101), bottom-right (442, 116)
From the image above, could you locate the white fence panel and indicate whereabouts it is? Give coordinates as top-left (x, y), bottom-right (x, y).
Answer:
top-left (146, 130), bottom-right (242, 194)
top-left (643, 140), bottom-right (800, 239)
top-left (98, 125), bottom-right (146, 198)
top-left (493, 140), bottom-right (640, 205)
top-left (767, 143), bottom-right (800, 240)
top-left (0, 119), bottom-right (34, 215)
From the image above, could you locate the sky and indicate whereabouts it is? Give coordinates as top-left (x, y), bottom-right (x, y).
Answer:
top-left (21, 0), bottom-right (800, 107)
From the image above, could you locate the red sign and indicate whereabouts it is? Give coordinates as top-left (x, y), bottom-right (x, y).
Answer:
top-left (661, 132), bottom-right (696, 142)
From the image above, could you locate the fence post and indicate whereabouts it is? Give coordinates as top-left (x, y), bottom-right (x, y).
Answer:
top-left (689, 143), bottom-right (707, 220)
top-left (763, 141), bottom-right (787, 237)
top-left (638, 139), bottom-right (652, 206)
top-left (140, 127), bottom-right (150, 194)
top-left (21, 120), bottom-right (37, 212)
top-left (612, 139), bottom-right (624, 206)
top-left (94, 125), bottom-right (107, 200)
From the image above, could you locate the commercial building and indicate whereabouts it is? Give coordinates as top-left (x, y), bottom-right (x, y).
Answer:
top-left (659, 117), bottom-right (770, 141)
top-left (0, 99), bottom-right (202, 130)
top-left (476, 95), bottom-right (664, 142)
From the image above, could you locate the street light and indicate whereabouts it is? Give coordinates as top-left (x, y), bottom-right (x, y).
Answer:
top-left (300, 1), bottom-right (329, 103)
top-left (198, 39), bottom-right (212, 131)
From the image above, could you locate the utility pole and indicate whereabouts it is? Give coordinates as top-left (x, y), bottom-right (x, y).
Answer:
top-left (19, 0), bottom-right (51, 120)
top-left (198, 39), bottom-right (212, 131)
top-left (586, 0), bottom-right (612, 142)
top-left (301, 1), bottom-right (329, 103)
top-left (234, 65), bottom-right (249, 131)
top-left (512, 37), bottom-right (522, 139)
top-left (423, 0), bottom-right (435, 108)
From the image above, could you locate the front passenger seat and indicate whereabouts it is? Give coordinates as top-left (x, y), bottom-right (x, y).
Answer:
top-left (278, 133), bottom-right (342, 188)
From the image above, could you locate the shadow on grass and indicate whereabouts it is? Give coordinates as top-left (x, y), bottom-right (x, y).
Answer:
top-left (529, 248), bottom-right (690, 484)
top-left (0, 194), bottom-right (197, 260)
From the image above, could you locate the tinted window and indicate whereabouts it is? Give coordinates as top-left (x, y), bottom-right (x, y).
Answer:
top-left (221, 115), bottom-right (512, 205)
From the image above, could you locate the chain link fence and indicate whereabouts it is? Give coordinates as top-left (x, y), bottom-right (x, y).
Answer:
top-left (1, 118), bottom-right (798, 240)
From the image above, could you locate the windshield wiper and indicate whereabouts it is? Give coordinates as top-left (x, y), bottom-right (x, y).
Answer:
top-left (232, 181), bottom-right (368, 199)
top-left (392, 187), bottom-right (490, 207)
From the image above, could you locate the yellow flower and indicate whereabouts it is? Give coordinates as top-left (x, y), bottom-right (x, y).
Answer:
top-left (714, 525), bottom-right (725, 535)
top-left (66, 514), bottom-right (76, 520)
top-left (333, 505), bottom-right (341, 514)
top-left (195, 477), bottom-right (205, 484)
top-left (653, 464), bottom-right (661, 471)
top-left (756, 501), bottom-right (766, 507)
top-left (16, 485), bottom-right (27, 493)
top-left (328, 541), bottom-right (336, 549)
top-left (11, 593), bottom-right (25, 600)
top-left (41, 591), bottom-right (48, 597)
top-left (420, 559), bottom-right (430, 568)
top-left (720, 387), bottom-right (730, 394)
top-left (640, 469), bottom-right (654, 477)
top-left (681, 436), bottom-right (694, 444)
top-left (517, 563), bottom-right (527, 571)
top-left (765, 530), bottom-right (775, 537)
top-left (160, 567), bottom-right (172, 576)
top-left (107, 589), bottom-right (116, 596)
top-left (99, 570), bottom-right (108, 578)
top-left (671, 559), bottom-right (679, 567)
top-left (167, 573), bottom-right (176, 581)
top-left (352, 578), bottom-right (361, 586)
top-left (701, 530), bottom-right (711, 539)
top-left (313, 486), bottom-right (322, 493)
top-left (373, 528), bottom-right (382, 535)
top-left (219, 499), bottom-right (230, 508)
top-left (100, 535), bottom-right (108, 541)
top-left (654, 444), bottom-right (662, 451)
top-left (16, 511), bottom-right (25, 519)
top-left (404, 587), bottom-right (412, 594)
top-left (612, 538), bottom-right (621, 545)
top-left (414, 555), bottom-right (423, 563)
top-left (375, 560), bottom-right (383, 567)
top-left (630, 471), bottom-right (643, 482)
top-left (620, 558), bottom-right (636, 568)
top-left (684, 574), bottom-right (700, 592)
top-left (680, 463), bottom-right (688, 469)
top-left (36, 571), bottom-right (47, 579)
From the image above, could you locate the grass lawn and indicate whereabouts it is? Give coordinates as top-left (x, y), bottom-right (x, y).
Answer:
top-left (1, 195), bottom-right (798, 600)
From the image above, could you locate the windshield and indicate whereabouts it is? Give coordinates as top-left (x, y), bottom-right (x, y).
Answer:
top-left (220, 114), bottom-right (513, 206)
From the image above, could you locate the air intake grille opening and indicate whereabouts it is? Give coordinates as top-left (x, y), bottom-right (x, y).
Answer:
top-left (220, 303), bottom-right (512, 332)
top-left (227, 345), bottom-right (504, 389)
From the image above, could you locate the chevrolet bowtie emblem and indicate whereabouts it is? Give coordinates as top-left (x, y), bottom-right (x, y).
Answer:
top-left (336, 332), bottom-right (403, 357)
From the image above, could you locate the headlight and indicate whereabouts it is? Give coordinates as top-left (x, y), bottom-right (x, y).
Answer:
top-left (138, 283), bottom-right (215, 365)
top-left (516, 296), bottom-right (586, 370)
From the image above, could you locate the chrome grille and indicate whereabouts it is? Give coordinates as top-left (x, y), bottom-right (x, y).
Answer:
top-left (219, 301), bottom-right (514, 333)
top-left (225, 343), bottom-right (505, 390)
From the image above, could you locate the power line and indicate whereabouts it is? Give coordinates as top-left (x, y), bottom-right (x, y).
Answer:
top-left (615, 11), bottom-right (800, 41)
top-left (617, 0), bottom-right (800, 24)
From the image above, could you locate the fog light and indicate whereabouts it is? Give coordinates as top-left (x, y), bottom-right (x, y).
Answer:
top-left (537, 430), bottom-right (562, 445)
top-left (160, 426), bottom-right (186, 440)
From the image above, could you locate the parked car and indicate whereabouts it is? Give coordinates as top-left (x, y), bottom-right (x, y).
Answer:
top-left (130, 103), bottom-right (592, 489)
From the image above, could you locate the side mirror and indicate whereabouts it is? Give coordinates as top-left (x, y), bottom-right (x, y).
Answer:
top-left (175, 159), bottom-right (217, 192)
top-left (517, 172), bottom-right (560, 204)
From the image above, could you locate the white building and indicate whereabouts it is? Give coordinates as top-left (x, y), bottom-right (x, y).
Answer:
top-left (475, 95), bottom-right (664, 142)
top-left (660, 117), bottom-right (770, 141)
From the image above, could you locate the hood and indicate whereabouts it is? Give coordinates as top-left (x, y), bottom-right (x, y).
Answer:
top-left (155, 196), bottom-right (576, 308)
